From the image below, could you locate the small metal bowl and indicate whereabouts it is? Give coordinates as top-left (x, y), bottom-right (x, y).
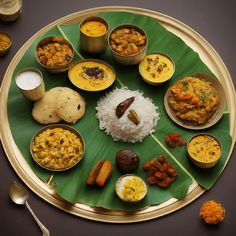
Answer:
top-left (80, 16), bottom-right (109, 53)
top-left (30, 124), bottom-right (85, 171)
top-left (0, 0), bottom-right (22, 22)
top-left (15, 67), bottom-right (45, 101)
top-left (35, 36), bottom-right (74, 73)
top-left (0, 32), bottom-right (12, 56)
top-left (139, 52), bottom-right (175, 85)
top-left (108, 24), bottom-right (148, 65)
top-left (68, 59), bottom-right (116, 92)
top-left (115, 174), bottom-right (147, 203)
top-left (187, 133), bottom-right (222, 168)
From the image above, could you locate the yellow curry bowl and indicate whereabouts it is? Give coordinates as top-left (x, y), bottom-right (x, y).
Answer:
top-left (187, 133), bottom-right (222, 169)
top-left (0, 32), bottom-right (13, 56)
top-left (35, 36), bottom-right (74, 73)
top-left (115, 174), bottom-right (147, 203)
top-left (30, 124), bottom-right (85, 172)
top-left (139, 53), bottom-right (175, 85)
top-left (68, 59), bottom-right (116, 92)
top-left (80, 16), bottom-right (109, 54)
top-left (108, 24), bottom-right (148, 65)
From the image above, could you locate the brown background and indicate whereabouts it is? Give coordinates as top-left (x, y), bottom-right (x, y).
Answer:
top-left (0, 0), bottom-right (235, 235)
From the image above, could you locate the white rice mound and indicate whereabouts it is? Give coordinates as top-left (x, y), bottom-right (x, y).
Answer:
top-left (96, 88), bottom-right (159, 143)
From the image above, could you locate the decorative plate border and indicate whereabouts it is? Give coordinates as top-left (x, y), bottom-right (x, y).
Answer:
top-left (0, 6), bottom-right (235, 223)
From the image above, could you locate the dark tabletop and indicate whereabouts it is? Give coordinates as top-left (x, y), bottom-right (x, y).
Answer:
top-left (1, 0), bottom-right (236, 235)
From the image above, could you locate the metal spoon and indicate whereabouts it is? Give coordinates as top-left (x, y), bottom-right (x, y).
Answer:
top-left (9, 181), bottom-right (50, 236)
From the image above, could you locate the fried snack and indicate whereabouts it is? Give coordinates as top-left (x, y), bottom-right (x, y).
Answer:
top-left (143, 155), bottom-right (177, 188)
top-left (86, 160), bottom-right (113, 187)
top-left (165, 132), bottom-right (185, 148)
top-left (200, 200), bottom-right (225, 224)
top-left (95, 160), bottom-right (113, 187)
top-left (86, 160), bottom-right (104, 186)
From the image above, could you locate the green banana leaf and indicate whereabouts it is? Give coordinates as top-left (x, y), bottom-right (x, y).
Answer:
top-left (7, 12), bottom-right (231, 210)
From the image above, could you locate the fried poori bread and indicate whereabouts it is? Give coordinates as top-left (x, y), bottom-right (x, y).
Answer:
top-left (32, 87), bottom-right (86, 124)
top-left (56, 88), bottom-right (86, 124)
top-left (32, 87), bottom-right (63, 124)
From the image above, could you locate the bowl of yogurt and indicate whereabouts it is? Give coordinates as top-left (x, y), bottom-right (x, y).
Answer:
top-left (15, 67), bottom-right (45, 101)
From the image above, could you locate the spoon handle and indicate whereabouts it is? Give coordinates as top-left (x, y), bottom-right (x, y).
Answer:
top-left (25, 201), bottom-right (50, 236)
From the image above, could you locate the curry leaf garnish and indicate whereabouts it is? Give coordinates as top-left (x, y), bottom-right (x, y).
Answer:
top-left (181, 80), bottom-right (189, 91)
top-left (200, 88), bottom-right (212, 104)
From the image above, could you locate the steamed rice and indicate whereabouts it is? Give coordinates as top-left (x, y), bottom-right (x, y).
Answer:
top-left (96, 88), bottom-right (159, 143)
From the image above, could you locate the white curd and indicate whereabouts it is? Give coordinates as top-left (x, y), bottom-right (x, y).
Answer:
top-left (16, 70), bottom-right (42, 90)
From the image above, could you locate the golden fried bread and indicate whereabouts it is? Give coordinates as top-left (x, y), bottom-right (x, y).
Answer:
top-left (32, 87), bottom-right (63, 124)
top-left (32, 87), bottom-right (86, 124)
top-left (56, 88), bottom-right (86, 124)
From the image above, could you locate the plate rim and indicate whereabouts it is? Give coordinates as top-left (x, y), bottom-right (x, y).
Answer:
top-left (0, 6), bottom-right (235, 223)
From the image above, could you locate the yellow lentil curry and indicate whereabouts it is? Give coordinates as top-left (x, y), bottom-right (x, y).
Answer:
top-left (188, 134), bottom-right (221, 163)
top-left (139, 53), bottom-right (174, 83)
top-left (168, 77), bottom-right (220, 124)
top-left (69, 60), bottom-right (115, 91)
top-left (31, 127), bottom-right (84, 170)
top-left (80, 20), bottom-right (107, 37)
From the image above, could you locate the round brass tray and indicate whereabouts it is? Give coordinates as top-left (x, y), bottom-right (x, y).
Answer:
top-left (0, 6), bottom-right (235, 223)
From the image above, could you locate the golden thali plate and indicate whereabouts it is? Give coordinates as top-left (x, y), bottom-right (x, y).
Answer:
top-left (0, 6), bottom-right (235, 223)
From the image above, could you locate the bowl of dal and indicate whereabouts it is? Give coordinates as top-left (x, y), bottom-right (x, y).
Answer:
top-left (187, 133), bottom-right (222, 168)
top-left (139, 53), bottom-right (175, 85)
top-left (80, 16), bottom-right (109, 53)
top-left (68, 59), bottom-right (116, 92)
